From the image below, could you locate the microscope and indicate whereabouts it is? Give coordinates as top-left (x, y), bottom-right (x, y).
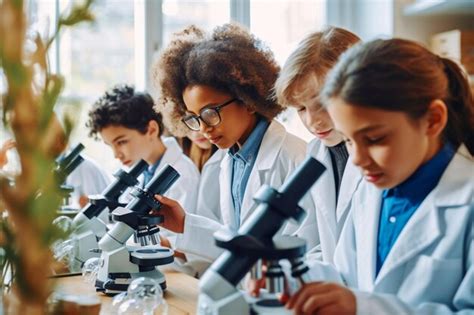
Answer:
top-left (70, 159), bottom-right (148, 271)
top-left (198, 157), bottom-right (326, 315)
top-left (55, 143), bottom-right (85, 213)
top-left (95, 164), bottom-right (180, 295)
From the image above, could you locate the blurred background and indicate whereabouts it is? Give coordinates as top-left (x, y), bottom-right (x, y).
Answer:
top-left (1, 0), bottom-right (473, 174)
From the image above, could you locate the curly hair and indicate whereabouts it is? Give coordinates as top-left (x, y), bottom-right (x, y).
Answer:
top-left (87, 84), bottom-right (164, 139)
top-left (151, 23), bottom-right (282, 137)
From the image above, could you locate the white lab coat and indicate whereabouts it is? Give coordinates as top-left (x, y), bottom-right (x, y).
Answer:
top-left (66, 155), bottom-right (112, 202)
top-left (191, 148), bottom-right (226, 220)
top-left (305, 145), bottom-right (474, 314)
top-left (173, 149), bottom-right (226, 277)
top-left (302, 139), bottom-right (362, 263)
top-left (175, 120), bottom-right (312, 262)
top-left (66, 155), bottom-right (112, 222)
top-left (147, 137), bottom-right (200, 215)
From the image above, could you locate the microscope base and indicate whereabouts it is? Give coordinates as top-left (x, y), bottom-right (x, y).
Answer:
top-left (96, 268), bottom-right (167, 295)
top-left (71, 231), bottom-right (101, 272)
top-left (96, 245), bottom-right (174, 295)
top-left (250, 298), bottom-right (291, 315)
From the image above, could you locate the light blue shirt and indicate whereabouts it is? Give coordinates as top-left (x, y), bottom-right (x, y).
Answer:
top-left (228, 118), bottom-right (270, 227)
top-left (376, 143), bottom-right (456, 275)
top-left (142, 158), bottom-right (162, 188)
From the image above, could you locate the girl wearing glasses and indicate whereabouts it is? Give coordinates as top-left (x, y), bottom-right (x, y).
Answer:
top-left (151, 24), bottom-right (316, 266)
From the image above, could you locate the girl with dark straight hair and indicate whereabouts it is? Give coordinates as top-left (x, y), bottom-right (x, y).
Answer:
top-left (287, 38), bottom-right (473, 315)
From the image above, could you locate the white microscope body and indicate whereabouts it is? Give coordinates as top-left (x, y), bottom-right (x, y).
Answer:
top-left (197, 157), bottom-right (326, 314)
top-left (70, 160), bottom-right (148, 270)
top-left (95, 165), bottom-right (179, 295)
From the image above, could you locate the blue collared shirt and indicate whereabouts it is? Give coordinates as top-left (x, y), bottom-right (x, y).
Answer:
top-left (142, 158), bottom-right (162, 188)
top-left (376, 143), bottom-right (456, 275)
top-left (228, 118), bottom-right (270, 227)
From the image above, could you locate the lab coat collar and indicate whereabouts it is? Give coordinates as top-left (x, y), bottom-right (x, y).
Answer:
top-left (218, 120), bottom-right (286, 187)
top-left (374, 144), bottom-right (473, 287)
top-left (311, 140), bottom-right (362, 239)
top-left (241, 121), bottom-right (286, 221)
top-left (159, 137), bottom-right (183, 167)
top-left (218, 120), bottom-right (287, 226)
top-left (433, 145), bottom-right (473, 207)
top-left (204, 149), bottom-right (226, 167)
top-left (336, 156), bottom-right (362, 224)
top-left (357, 184), bottom-right (382, 290)
top-left (311, 142), bottom-right (337, 236)
top-left (252, 120), bottom-right (286, 171)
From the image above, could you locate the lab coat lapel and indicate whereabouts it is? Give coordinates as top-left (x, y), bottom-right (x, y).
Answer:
top-left (356, 185), bottom-right (381, 291)
top-left (159, 137), bottom-right (181, 167)
top-left (375, 198), bottom-right (441, 287)
top-left (375, 146), bottom-right (472, 287)
top-left (239, 121), bottom-right (285, 224)
top-left (336, 159), bottom-right (361, 230)
top-left (219, 152), bottom-right (237, 229)
top-left (312, 146), bottom-right (337, 237)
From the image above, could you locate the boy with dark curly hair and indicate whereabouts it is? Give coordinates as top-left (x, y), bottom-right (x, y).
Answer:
top-left (149, 24), bottom-right (316, 268)
top-left (87, 84), bottom-right (200, 220)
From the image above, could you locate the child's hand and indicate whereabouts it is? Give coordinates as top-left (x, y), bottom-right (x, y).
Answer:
top-left (246, 277), bottom-right (266, 297)
top-left (286, 282), bottom-right (356, 315)
top-left (0, 139), bottom-right (16, 168)
top-left (153, 194), bottom-right (186, 233)
top-left (159, 234), bottom-right (187, 261)
top-left (245, 261), bottom-right (267, 297)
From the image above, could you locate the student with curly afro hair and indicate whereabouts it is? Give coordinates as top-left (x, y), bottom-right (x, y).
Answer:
top-left (150, 24), bottom-right (314, 270)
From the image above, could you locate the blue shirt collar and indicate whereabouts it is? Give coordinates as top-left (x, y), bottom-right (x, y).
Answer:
top-left (145, 158), bottom-right (161, 177)
top-left (228, 117), bottom-right (270, 164)
top-left (382, 143), bottom-right (456, 201)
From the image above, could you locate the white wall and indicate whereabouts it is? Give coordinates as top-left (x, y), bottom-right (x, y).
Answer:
top-left (393, 0), bottom-right (474, 45)
top-left (327, 0), bottom-right (393, 40)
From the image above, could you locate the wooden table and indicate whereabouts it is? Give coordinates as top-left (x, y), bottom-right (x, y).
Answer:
top-left (53, 270), bottom-right (199, 314)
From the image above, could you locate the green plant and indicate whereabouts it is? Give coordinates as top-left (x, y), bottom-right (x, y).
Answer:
top-left (0, 0), bottom-right (94, 312)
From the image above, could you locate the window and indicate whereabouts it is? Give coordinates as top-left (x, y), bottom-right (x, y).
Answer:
top-left (251, 0), bottom-right (326, 65)
top-left (24, 0), bottom-right (327, 173)
top-left (162, 0), bottom-right (231, 45)
top-left (59, 0), bottom-right (136, 172)
top-left (251, 0), bottom-right (326, 142)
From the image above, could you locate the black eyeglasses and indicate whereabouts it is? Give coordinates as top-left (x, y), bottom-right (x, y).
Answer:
top-left (182, 98), bottom-right (237, 131)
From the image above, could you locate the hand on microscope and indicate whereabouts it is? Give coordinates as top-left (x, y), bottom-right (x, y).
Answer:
top-left (246, 262), bottom-right (290, 303)
top-left (285, 282), bottom-right (356, 315)
top-left (247, 277), bottom-right (266, 297)
top-left (246, 261), bottom-right (267, 297)
top-left (152, 194), bottom-right (186, 233)
top-left (158, 233), bottom-right (187, 261)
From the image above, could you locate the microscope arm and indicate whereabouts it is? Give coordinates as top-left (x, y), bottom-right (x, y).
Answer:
top-left (198, 157), bottom-right (326, 314)
top-left (72, 160), bottom-right (148, 230)
top-left (210, 157), bottom-right (326, 286)
top-left (98, 164), bottom-right (180, 255)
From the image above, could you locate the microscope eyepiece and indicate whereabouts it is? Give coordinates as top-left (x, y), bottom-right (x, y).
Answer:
top-left (55, 143), bottom-right (85, 181)
top-left (81, 159), bottom-right (149, 219)
top-left (126, 164), bottom-right (179, 215)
